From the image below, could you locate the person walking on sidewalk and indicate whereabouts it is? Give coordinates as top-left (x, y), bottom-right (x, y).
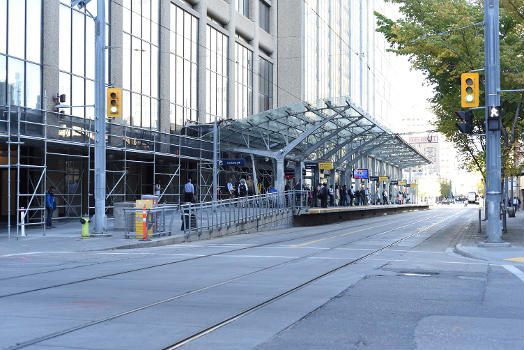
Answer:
top-left (45, 186), bottom-right (57, 228)
top-left (513, 196), bottom-right (520, 211)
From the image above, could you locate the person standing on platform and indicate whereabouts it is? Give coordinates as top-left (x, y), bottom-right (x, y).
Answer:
top-left (184, 178), bottom-right (195, 203)
top-left (349, 186), bottom-right (355, 206)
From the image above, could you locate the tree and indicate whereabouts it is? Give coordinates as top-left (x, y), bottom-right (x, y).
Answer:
top-left (440, 180), bottom-right (451, 198)
top-left (375, 0), bottom-right (524, 180)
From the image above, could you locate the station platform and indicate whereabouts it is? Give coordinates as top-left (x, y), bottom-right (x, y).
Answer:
top-left (294, 204), bottom-right (430, 226)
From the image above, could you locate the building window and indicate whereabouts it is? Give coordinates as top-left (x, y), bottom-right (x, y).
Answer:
top-left (169, 4), bottom-right (198, 132)
top-left (0, 0), bottom-right (42, 109)
top-left (59, 1), bottom-right (110, 119)
top-left (235, 42), bottom-right (253, 118)
top-left (206, 25), bottom-right (228, 124)
top-left (258, 57), bottom-right (272, 112)
top-left (259, 1), bottom-right (270, 32)
top-left (236, 0), bottom-right (249, 18)
top-left (122, 0), bottom-right (159, 129)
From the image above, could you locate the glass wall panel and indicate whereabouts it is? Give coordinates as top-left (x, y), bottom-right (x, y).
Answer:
top-left (258, 57), bottom-right (272, 112)
top-left (205, 25), bottom-right (228, 123)
top-left (235, 42), bottom-right (253, 119)
top-left (169, 4), bottom-right (198, 131)
top-left (0, 0), bottom-right (6, 54)
top-left (122, 0), bottom-right (159, 129)
top-left (8, 0), bottom-right (24, 59)
top-left (1, 0), bottom-right (42, 109)
top-left (59, 1), bottom-right (109, 118)
top-left (236, 0), bottom-right (249, 17)
top-left (259, 1), bottom-right (270, 32)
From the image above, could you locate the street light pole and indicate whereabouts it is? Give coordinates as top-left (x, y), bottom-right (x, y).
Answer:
top-left (94, 0), bottom-right (106, 234)
top-left (484, 0), bottom-right (502, 242)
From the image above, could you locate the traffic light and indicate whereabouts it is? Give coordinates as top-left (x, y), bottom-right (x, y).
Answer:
top-left (461, 73), bottom-right (479, 108)
top-left (455, 110), bottom-right (474, 134)
top-left (106, 88), bottom-right (121, 118)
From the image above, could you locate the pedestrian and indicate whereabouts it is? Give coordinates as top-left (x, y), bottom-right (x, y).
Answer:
top-left (355, 188), bottom-right (361, 206)
top-left (45, 186), bottom-right (57, 228)
top-left (246, 175), bottom-right (255, 196)
top-left (183, 178), bottom-right (195, 203)
top-left (227, 178), bottom-right (234, 199)
top-left (382, 188), bottom-right (388, 205)
top-left (329, 185), bottom-right (334, 206)
top-left (340, 185), bottom-right (347, 206)
top-left (349, 186), bottom-right (355, 206)
top-left (513, 196), bottom-right (520, 211)
top-left (155, 184), bottom-right (161, 196)
top-left (360, 188), bottom-right (366, 206)
top-left (335, 185), bottom-right (340, 206)
top-left (238, 178), bottom-right (248, 197)
top-left (320, 183), bottom-right (328, 208)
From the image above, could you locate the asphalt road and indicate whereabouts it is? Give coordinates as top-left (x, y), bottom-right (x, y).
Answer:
top-left (0, 207), bottom-right (522, 350)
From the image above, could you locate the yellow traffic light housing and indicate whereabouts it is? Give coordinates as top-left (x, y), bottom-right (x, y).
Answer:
top-left (106, 88), bottom-right (122, 118)
top-left (461, 73), bottom-right (479, 108)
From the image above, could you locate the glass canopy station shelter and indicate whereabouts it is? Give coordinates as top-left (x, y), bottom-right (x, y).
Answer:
top-left (213, 96), bottom-right (430, 198)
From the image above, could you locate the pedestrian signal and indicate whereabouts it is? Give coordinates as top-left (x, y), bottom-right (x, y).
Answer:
top-left (461, 73), bottom-right (479, 108)
top-left (106, 88), bottom-right (121, 118)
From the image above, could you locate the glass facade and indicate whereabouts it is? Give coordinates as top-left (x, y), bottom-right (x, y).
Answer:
top-left (169, 4), bottom-right (198, 131)
top-left (0, 0), bottom-right (42, 108)
top-left (122, 0), bottom-right (159, 129)
top-left (205, 25), bottom-right (228, 123)
top-left (258, 57), bottom-right (273, 113)
top-left (236, 0), bottom-right (249, 18)
top-left (235, 42), bottom-right (253, 119)
top-left (259, 1), bottom-right (270, 33)
top-left (303, 0), bottom-right (391, 127)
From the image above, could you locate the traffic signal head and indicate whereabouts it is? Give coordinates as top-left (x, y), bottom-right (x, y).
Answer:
top-left (455, 110), bottom-right (474, 134)
top-left (461, 73), bottom-right (479, 108)
top-left (106, 88), bottom-right (121, 118)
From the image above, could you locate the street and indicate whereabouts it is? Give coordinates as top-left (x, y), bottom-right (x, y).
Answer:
top-left (1, 207), bottom-right (523, 350)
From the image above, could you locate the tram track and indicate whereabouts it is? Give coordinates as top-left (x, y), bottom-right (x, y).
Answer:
top-left (0, 209), bottom-right (432, 297)
top-left (5, 210), bottom-right (462, 350)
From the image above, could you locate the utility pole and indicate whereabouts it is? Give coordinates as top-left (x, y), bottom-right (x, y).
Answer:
top-left (484, 0), bottom-right (503, 242)
top-left (94, 0), bottom-right (106, 234)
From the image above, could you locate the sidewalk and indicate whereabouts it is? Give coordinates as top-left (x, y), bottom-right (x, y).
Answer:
top-left (0, 219), bottom-right (187, 256)
top-left (455, 209), bottom-right (524, 264)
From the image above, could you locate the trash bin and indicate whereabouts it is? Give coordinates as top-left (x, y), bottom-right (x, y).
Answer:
top-left (507, 206), bottom-right (516, 217)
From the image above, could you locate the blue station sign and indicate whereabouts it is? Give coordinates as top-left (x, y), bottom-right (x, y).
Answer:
top-left (219, 159), bottom-right (245, 167)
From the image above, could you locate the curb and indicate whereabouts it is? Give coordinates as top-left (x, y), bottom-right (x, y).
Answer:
top-left (453, 243), bottom-right (487, 261)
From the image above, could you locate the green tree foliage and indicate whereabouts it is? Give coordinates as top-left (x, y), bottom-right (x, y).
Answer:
top-left (375, 0), bottom-right (524, 180)
top-left (440, 180), bottom-right (452, 198)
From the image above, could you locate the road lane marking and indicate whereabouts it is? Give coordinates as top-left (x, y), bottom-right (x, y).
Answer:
top-left (503, 265), bottom-right (524, 283)
top-left (504, 257), bottom-right (524, 263)
top-left (292, 223), bottom-right (391, 247)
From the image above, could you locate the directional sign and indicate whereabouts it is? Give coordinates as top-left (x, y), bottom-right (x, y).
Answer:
top-left (390, 180), bottom-right (398, 185)
top-left (410, 184), bottom-right (417, 188)
top-left (370, 176), bottom-right (379, 182)
top-left (304, 162), bottom-right (319, 170)
top-left (319, 162), bottom-right (333, 170)
top-left (378, 176), bottom-right (389, 182)
top-left (219, 159), bottom-right (245, 167)
top-left (488, 106), bottom-right (501, 119)
top-left (398, 181), bottom-right (407, 186)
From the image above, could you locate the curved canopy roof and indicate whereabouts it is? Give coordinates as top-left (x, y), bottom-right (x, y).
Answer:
top-left (206, 96), bottom-right (430, 170)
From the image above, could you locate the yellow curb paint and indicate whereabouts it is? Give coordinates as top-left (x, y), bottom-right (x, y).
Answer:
top-left (504, 257), bottom-right (524, 263)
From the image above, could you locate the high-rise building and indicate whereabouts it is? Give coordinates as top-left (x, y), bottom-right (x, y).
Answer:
top-left (0, 0), bottom-right (421, 225)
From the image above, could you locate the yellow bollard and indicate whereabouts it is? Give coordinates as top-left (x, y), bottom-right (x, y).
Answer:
top-left (80, 216), bottom-right (90, 239)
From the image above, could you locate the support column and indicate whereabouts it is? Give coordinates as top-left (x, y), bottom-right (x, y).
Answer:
top-left (158, 0), bottom-right (171, 133)
top-left (251, 154), bottom-right (258, 194)
top-left (276, 158), bottom-right (285, 193)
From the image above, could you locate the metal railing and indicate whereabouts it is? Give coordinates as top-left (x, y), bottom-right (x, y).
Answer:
top-left (123, 190), bottom-right (310, 240)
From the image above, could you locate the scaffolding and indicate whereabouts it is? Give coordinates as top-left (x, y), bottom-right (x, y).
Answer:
top-left (0, 98), bottom-right (220, 238)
